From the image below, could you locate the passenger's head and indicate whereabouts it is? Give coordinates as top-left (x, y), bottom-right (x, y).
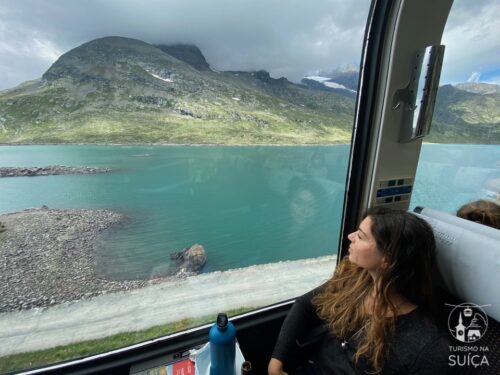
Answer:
top-left (317, 207), bottom-right (437, 372)
top-left (457, 199), bottom-right (500, 229)
top-left (348, 207), bottom-right (436, 308)
top-left (288, 177), bottom-right (325, 226)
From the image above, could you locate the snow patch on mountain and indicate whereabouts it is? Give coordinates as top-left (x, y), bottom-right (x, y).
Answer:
top-left (304, 76), bottom-right (331, 83)
top-left (305, 76), bottom-right (357, 92)
top-left (323, 81), bottom-right (356, 93)
top-left (150, 72), bottom-right (173, 83)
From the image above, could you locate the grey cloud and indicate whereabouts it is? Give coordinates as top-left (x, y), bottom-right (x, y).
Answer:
top-left (0, 0), bottom-right (371, 89)
top-left (440, 0), bottom-right (500, 84)
top-left (0, 0), bottom-right (498, 90)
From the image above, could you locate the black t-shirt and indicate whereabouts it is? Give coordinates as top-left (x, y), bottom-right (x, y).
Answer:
top-left (272, 287), bottom-right (452, 374)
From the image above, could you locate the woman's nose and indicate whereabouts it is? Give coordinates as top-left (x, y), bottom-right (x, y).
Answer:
top-left (348, 232), bottom-right (355, 241)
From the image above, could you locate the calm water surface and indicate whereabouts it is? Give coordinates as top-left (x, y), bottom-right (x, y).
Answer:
top-left (0, 144), bottom-right (497, 280)
top-left (0, 145), bottom-right (348, 279)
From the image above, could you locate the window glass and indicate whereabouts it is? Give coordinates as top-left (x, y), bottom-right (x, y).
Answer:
top-left (411, 0), bottom-right (500, 214)
top-left (0, 0), bottom-right (371, 371)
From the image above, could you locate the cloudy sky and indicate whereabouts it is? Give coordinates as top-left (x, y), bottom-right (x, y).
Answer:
top-left (0, 0), bottom-right (499, 91)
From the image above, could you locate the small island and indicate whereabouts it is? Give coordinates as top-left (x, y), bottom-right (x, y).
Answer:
top-left (0, 166), bottom-right (112, 178)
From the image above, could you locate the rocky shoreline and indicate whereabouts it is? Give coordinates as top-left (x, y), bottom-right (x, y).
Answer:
top-left (0, 166), bottom-right (112, 177)
top-left (0, 207), bottom-right (147, 312)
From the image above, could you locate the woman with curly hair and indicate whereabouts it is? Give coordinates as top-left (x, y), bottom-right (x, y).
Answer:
top-left (268, 207), bottom-right (450, 374)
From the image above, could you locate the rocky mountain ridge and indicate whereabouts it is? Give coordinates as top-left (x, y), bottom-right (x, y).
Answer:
top-left (0, 36), bottom-right (498, 144)
top-left (0, 36), bottom-right (354, 144)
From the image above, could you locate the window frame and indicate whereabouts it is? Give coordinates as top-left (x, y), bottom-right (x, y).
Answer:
top-left (340, 0), bottom-right (393, 258)
top-left (20, 0), bottom-right (399, 373)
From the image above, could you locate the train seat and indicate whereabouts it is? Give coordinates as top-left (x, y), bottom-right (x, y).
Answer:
top-left (415, 207), bottom-right (500, 374)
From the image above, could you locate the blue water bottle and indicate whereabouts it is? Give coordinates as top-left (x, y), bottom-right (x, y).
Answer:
top-left (209, 312), bottom-right (236, 375)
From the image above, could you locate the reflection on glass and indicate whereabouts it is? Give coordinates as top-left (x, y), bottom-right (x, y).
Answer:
top-left (411, 145), bottom-right (500, 212)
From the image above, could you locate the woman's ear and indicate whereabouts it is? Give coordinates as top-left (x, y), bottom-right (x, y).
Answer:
top-left (379, 256), bottom-right (390, 270)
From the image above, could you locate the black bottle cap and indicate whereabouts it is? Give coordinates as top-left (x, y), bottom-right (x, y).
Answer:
top-left (241, 361), bottom-right (252, 375)
top-left (216, 313), bottom-right (228, 330)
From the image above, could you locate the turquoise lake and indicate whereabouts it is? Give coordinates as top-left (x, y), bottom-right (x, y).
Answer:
top-left (0, 144), bottom-right (497, 280)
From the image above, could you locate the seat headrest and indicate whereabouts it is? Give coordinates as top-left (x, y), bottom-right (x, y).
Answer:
top-left (415, 208), bottom-right (500, 321)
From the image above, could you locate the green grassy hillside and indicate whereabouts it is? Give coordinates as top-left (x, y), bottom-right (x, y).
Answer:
top-left (0, 37), bottom-right (498, 144)
top-left (428, 84), bottom-right (500, 144)
top-left (0, 37), bottom-right (353, 144)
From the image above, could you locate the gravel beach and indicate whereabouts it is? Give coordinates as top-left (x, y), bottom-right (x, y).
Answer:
top-left (0, 207), bottom-right (145, 312)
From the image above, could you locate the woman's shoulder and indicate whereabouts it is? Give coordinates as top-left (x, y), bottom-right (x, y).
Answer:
top-left (395, 307), bottom-right (448, 342)
top-left (389, 308), bottom-right (451, 373)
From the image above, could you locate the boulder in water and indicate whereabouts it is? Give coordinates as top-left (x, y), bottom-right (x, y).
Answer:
top-left (170, 244), bottom-right (207, 277)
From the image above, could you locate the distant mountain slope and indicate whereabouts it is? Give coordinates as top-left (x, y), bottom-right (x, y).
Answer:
top-left (0, 36), bottom-right (354, 144)
top-left (0, 36), bottom-right (498, 144)
top-left (428, 84), bottom-right (500, 143)
top-left (306, 70), bottom-right (499, 144)
top-left (454, 82), bottom-right (500, 95)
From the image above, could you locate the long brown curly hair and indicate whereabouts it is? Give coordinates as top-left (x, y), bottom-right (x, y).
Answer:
top-left (313, 207), bottom-right (436, 373)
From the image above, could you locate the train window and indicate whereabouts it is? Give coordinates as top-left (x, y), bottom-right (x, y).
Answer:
top-left (0, 0), bottom-right (372, 372)
top-left (410, 0), bottom-right (500, 213)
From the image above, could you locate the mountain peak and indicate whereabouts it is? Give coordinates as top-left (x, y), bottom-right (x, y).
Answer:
top-left (155, 44), bottom-right (210, 71)
top-left (43, 36), bottom-right (178, 82)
